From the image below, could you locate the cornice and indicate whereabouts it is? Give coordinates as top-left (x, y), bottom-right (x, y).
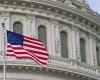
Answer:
top-left (22, 0), bottom-right (100, 25)
top-left (0, 0), bottom-right (100, 25)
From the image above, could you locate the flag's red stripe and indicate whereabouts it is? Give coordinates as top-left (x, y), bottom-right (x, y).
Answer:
top-left (28, 50), bottom-right (48, 56)
top-left (23, 44), bottom-right (46, 50)
top-left (35, 56), bottom-right (47, 60)
top-left (6, 53), bottom-right (47, 65)
top-left (7, 45), bottom-right (48, 56)
top-left (24, 36), bottom-right (42, 43)
top-left (25, 49), bottom-right (48, 60)
top-left (7, 51), bottom-right (47, 65)
top-left (7, 48), bottom-right (48, 60)
top-left (7, 50), bottom-right (48, 60)
top-left (6, 54), bottom-right (47, 67)
top-left (24, 39), bottom-right (44, 46)
top-left (7, 44), bottom-right (47, 54)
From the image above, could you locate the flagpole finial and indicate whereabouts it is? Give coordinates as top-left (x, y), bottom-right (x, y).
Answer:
top-left (2, 23), bottom-right (5, 27)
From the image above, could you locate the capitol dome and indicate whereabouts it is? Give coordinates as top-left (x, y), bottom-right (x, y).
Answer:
top-left (0, 0), bottom-right (100, 80)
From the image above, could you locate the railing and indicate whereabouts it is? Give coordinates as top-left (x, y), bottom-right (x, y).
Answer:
top-left (0, 54), bottom-right (100, 79)
top-left (48, 55), bottom-right (100, 79)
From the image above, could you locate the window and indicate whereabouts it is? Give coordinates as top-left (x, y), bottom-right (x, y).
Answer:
top-left (60, 31), bottom-right (68, 58)
top-left (96, 46), bottom-right (100, 66)
top-left (38, 25), bottom-right (47, 46)
top-left (13, 21), bottom-right (23, 34)
top-left (80, 38), bottom-right (86, 63)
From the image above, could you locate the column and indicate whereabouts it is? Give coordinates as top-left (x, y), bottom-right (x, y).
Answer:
top-left (88, 35), bottom-right (96, 66)
top-left (92, 38), bottom-right (97, 66)
top-left (70, 27), bottom-right (80, 61)
top-left (27, 15), bottom-right (36, 37)
top-left (50, 20), bottom-right (60, 56)
top-left (68, 27), bottom-right (80, 69)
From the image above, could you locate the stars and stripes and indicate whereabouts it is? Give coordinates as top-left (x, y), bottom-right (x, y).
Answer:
top-left (6, 31), bottom-right (48, 67)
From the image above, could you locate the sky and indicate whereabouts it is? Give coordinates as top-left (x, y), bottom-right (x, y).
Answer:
top-left (87, 0), bottom-right (100, 14)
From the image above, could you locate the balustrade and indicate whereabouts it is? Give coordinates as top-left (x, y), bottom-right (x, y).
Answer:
top-left (49, 55), bottom-right (100, 78)
top-left (0, 54), bottom-right (100, 78)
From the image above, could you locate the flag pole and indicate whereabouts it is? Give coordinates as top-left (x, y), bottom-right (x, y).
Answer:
top-left (2, 23), bottom-right (6, 80)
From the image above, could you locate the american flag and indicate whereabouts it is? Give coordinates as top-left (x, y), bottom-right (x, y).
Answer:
top-left (6, 31), bottom-right (48, 67)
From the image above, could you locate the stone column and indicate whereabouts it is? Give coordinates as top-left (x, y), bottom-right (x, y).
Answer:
top-left (27, 15), bottom-right (36, 37)
top-left (70, 27), bottom-right (80, 61)
top-left (93, 39), bottom-right (97, 66)
top-left (88, 35), bottom-right (96, 66)
top-left (50, 20), bottom-right (60, 56)
top-left (75, 30), bottom-right (81, 61)
top-left (69, 27), bottom-right (80, 69)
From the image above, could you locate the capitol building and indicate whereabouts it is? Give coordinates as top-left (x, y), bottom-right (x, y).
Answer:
top-left (0, 0), bottom-right (100, 80)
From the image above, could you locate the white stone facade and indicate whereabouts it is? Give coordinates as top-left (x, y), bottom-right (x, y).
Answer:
top-left (0, 0), bottom-right (100, 80)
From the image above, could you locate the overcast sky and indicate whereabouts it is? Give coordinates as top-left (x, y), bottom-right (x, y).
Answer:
top-left (87, 0), bottom-right (100, 14)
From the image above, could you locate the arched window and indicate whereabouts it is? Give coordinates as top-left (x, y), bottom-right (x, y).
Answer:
top-left (13, 21), bottom-right (23, 34)
top-left (80, 38), bottom-right (86, 63)
top-left (60, 31), bottom-right (68, 58)
top-left (38, 25), bottom-right (47, 46)
top-left (96, 46), bottom-right (100, 66)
